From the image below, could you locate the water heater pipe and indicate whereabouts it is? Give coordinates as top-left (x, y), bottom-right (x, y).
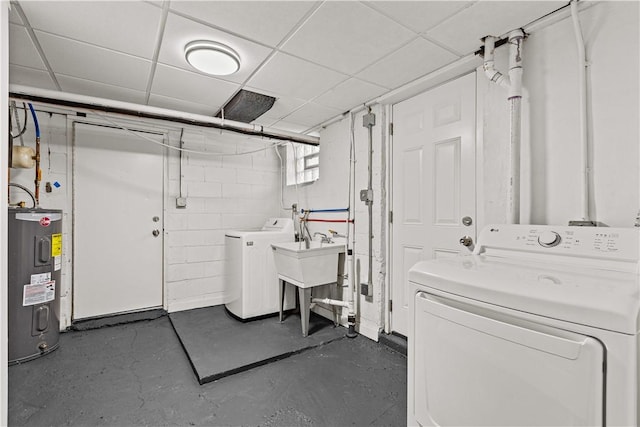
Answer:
top-left (27, 103), bottom-right (41, 207)
top-left (570, 0), bottom-right (590, 222)
top-left (483, 30), bottom-right (525, 224)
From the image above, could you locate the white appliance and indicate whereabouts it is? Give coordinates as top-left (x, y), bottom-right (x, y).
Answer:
top-left (225, 218), bottom-right (296, 320)
top-left (408, 224), bottom-right (640, 427)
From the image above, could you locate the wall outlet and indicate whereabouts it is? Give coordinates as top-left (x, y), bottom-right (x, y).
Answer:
top-left (176, 197), bottom-right (187, 208)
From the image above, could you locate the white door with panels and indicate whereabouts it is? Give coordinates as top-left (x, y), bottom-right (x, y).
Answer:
top-left (391, 73), bottom-right (476, 336)
top-left (73, 122), bottom-right (164, 320)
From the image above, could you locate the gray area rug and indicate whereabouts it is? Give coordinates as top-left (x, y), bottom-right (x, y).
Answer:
top-left (169, 305), bottom-right (345, 384)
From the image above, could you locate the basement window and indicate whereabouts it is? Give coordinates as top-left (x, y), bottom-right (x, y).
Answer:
top-left (286, 143), bottom-right (319, 185)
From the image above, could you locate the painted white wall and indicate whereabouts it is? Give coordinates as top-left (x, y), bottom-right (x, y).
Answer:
top-left (480, 1), bottom-right (639, 229)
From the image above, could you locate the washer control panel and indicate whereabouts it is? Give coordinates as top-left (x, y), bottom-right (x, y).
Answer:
top-left (476, 224), bottom-right (639, 263)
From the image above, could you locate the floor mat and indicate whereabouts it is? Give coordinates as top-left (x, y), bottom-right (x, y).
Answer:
top-left (169, 305), bottom-right (345, 384)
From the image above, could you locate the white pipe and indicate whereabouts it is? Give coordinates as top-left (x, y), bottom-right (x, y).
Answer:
top-left (9, 84), bottom-right (320, 146)
top-left (311, 297), bottom-right (350, 308)
top-left (483, 36), bottom-right (511, 89)
top-left (483, 30), bottom-right (525, 224)
top-left (570, 0), bottom-right (590, 221)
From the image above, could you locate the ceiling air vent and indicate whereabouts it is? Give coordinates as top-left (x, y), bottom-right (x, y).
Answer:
top-left (216, 90), bottom-right (276, 123)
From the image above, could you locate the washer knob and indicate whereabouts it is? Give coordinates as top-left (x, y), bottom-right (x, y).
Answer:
top-left (538, 231), bottom-right (561, 247)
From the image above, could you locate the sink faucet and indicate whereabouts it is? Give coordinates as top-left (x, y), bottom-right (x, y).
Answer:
top-left (313, 232), bottom-right (333, 244)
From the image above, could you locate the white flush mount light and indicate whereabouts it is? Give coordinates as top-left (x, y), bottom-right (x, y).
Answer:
top-left (184, 40), bottom-right (240, 76)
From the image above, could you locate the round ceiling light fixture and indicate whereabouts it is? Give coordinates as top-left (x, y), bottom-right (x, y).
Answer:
top-left (184, 40), bottom-right (240, 76)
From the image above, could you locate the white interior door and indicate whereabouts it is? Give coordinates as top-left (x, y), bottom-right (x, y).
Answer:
top-left (391, 73), bottom-right (476, 336)
top-left (73, 122), bottom-right (164, 320)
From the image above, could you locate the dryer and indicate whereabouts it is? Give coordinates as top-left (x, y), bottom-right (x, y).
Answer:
top-left (408, 224), bottom-right (640, 427)
top-left (225, 218), bottom-right (296, 320)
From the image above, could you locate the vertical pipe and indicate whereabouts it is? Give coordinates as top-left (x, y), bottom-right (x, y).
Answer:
top-left (367, 117), bottom-right (373, 295)
top-left (507, 30), bottom-right (524, 224)
top-left (28, 103), bottom-right (40, 207)
top-left (570, 0), bottom-right (590, 221)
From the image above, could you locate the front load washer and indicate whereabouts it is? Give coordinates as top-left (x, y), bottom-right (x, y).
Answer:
top-left (225, 218), bottom-right (296, 320)
top-left (408, 224), bottom-right (640, 427)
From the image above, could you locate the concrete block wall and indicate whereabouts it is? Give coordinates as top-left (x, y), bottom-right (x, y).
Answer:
top-left (164, 128), bottom-right (283, 312)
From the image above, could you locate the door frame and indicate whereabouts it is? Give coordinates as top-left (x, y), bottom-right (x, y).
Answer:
top-left (385, 70), bottom-right (484, 334)
top-left (70, 117), bottom-right (168, 321)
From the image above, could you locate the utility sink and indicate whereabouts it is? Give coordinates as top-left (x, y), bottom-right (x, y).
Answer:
top-left (271, 241), bottom-right (345, 288)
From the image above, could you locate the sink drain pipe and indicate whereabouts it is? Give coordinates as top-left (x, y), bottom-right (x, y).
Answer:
top-left (483, 29), bottom-right (525, 224)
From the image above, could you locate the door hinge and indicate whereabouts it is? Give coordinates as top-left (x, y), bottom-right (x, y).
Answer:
top-left (389, 122), bottom-right (394, 136)
top-left (389, 300), bottom-right (393, 312)
top-left (389, 210), bottom-right (393, 224)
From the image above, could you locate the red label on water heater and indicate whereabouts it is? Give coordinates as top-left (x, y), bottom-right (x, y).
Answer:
top-left (39, 217), bottom-right (51, 227)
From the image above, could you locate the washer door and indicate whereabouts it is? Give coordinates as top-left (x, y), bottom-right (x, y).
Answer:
top-left (414, 292), bottom-right (604, 426)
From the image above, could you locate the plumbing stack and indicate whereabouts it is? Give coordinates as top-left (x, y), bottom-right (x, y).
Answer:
top-left (483, 29), bottom-right (525, 224)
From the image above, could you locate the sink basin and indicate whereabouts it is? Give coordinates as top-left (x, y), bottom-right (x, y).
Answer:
top-left (271, 241), bottom-right (345, 288)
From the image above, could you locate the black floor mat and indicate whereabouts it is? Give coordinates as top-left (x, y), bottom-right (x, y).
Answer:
top-left (169, 306), bottom-right (346, 384)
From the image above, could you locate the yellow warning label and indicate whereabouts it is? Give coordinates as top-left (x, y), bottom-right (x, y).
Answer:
top-left (52, 233), bottom-right (62, 257)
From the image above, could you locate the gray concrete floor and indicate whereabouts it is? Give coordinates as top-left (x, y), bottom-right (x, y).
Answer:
top-left (9, 315), bottom-right (407, 426)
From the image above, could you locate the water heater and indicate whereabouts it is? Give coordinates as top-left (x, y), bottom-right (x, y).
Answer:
top-left (8, 207), bottom-right (62, 364)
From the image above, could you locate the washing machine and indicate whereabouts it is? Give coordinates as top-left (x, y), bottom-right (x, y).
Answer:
top-left (225, 218), bottom-right (296, 320)
top-left (408, 224), bottom-right (640, 427)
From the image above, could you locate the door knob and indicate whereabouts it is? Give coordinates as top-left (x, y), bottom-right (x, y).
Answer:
top-left (459, 236), bottom-right (473, 247)
top-left (152, 229), bottom-right (160, 237)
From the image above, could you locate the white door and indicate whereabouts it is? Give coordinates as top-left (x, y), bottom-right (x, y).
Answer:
top-left (391, 73), bottom-right (476, 336)
top-left (73, 122), bottom-right (164, 320)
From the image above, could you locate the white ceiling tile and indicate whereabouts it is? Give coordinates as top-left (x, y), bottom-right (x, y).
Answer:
top-left (9, 64), bottom-right (57, 90)
top-left (9, 5), bottom-right (23, 24)
top-left (35, 31), bottom-right (151, 91)
top-left (268, 120), bottom-right (315, 134)
top-left (356, 38), bottom-right (459, 90)
top-left (242, 88), bottom-right (307, 122)
top-left (365, 1), bottom-right (476, 33)
top-left (151, 64), bottom-right (239, 109)
top-left (158, 12), bottom-right (274, 84)
top-left (9, 24), bottom-right (46, 69)
top-left (247, 52), bottom-right (347, 101)
top-left (56, 75), bottom-right (147, 105)
top-left (19, 1), bottom-right (161, 59)
top-left (281, 2), bottom-right (416, 75)
top-left (315, 78), bottom-right (387, 111)
top-left (169, 1), bottom-right (318, 47)
top-left (282, 103), bottom-right (342, 127)
top-left (426, 1), bottom-right (566, 55)
top-left (148, 94), bottom-right (219, 117)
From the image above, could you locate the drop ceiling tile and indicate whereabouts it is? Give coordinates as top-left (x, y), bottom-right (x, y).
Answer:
top-left (426, 1), bottom-right (566, 55)
top-left (35, 31), bottom-right (151, 91)
top-left (282, 102), bottom-right (342, 128)
top-left (356, 38), bottom-right (459, 90)
top-left (148, 94), bottom-right (219, 117)
top-left (247, 52), bottom-right (347, 101)
top-left (9, 24), bottom-right (46, 69)
top-left (281, 1), bottom-right (416, 75)
top-left (151, 64), bottom-right (239, 108)
top-left (159, 12), bottom-right (274, 84)
top-left (19, 1), bottom-right (161, 59)
top-left (365, 1), bottom-right (475, 33)
top-left (242, 87), bottom-right (307, 122)
top-left (56, 75), bottom-right (147, 105)
top-left (268, 120), bottom-right (315, 134)
top-left (9, 64), bottom-right (57, 90)
top-left (169, 1), bottom-right (318, 47)
top-left (315, 78), bottom-right (387, 111)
